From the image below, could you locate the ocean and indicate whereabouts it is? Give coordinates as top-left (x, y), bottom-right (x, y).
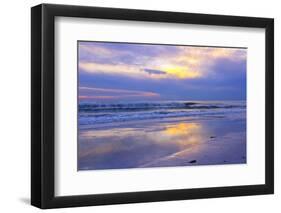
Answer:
top-left (78, 100), bottom-right (246, 170)
top-left (79, 100), bottom-right (246, 127)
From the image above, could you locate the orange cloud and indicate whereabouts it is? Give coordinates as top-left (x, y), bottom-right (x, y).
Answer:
top-left (79, 95), bottom-right (117, 100)
top-left (79, 87), bottom-right (160, 100)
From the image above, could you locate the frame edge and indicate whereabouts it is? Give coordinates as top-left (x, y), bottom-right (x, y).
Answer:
top-left (265, 18), bottom-right (274, 194)
top-left (31, 4), bottom-right (43, 208)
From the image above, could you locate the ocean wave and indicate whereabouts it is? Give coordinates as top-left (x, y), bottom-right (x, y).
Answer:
top-left (79, 101), bottom-right (245, 113)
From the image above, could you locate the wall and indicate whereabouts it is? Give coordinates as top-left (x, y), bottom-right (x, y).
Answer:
top-left (0, 0), bottom-right (279, 212)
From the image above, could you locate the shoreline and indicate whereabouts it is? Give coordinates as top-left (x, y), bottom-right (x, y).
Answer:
top-left (79, 112), bottom-right (244, 131)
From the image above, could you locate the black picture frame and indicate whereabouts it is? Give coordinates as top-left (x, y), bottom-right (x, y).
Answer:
top-left (31, 3), bottom-right (274, 209)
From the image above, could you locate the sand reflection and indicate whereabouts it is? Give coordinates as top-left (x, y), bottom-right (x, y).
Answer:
top-left (78, 118), bottom-right (246, 170)
top-left (79, 120), bottom-right (208, 169)
top-left (138, 122), bottom-right (208, 167)
top-left (163, 123), bottom-right (205, 148)
top-left (165, 123), bottom-right (201, 136)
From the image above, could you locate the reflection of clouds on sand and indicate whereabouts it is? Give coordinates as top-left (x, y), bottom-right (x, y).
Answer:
top-left (78, 118), bottom-right (246, 170)
top-left (163, 123), bottom-right (204, 147)
top-left (165, 123), bottom-right (200, 135)
top-left (80, 127), bottom-right (139, 138)
top-left (79, 143), bottom-right (117, 158)
top-left (139, 123), bottom-right (207, 167)
top-left (141, 131), bottom-right (246, 168)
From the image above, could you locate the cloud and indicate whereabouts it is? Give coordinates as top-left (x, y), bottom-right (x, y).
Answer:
top-left (143, 68), bottom-right (166, 75)
top-left (79, 62), bottom-right (246, 101)
top-left (79, 86), bottom-right (160, 100)
top-left (79, 62), bottom-right (141, 77)
top-left (79, 42), bottom-right (247, 81)
top-left (79, 95), bottom-right (117, 100)
top-left (79, 41), bottom-right (171, 65)
top-left (156, 46), bottom-right (246, 78)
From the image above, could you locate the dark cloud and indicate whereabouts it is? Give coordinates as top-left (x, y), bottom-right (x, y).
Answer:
top-left (143, 68), bottom-right (166, 75)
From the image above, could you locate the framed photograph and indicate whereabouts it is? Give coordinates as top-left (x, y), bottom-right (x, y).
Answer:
top-left (31, 4), bottom-right (274, 209)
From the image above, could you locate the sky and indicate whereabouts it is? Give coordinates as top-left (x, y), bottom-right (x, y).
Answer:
top-left (78, 41), bottom-right (247, 102)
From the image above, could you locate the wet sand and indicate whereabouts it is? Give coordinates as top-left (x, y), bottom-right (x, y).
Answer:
top-left (78, 116), bottom-right (246, 170)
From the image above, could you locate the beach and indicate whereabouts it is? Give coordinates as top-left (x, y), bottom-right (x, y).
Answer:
top-left (78, 101), bottom-right (246, 170)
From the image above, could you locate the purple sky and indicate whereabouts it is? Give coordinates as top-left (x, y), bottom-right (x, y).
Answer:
top-left (78, 41), bottom-right (246, 102)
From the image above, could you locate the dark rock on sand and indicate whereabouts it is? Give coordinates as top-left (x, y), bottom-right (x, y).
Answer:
top-left (189, 160), bottom-right (197, 163)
